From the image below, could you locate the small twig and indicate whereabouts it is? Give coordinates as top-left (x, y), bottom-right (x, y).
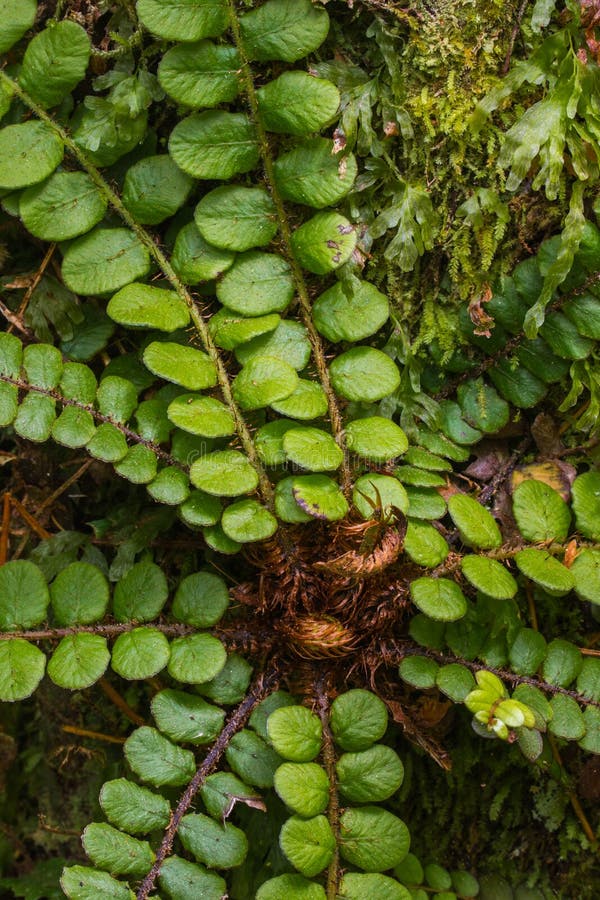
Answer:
top-left (548, 735), bottom-right (598, 847)
top-left (0, 623), bottom-right (194, 641)
top-left (389, 642), bottom-right (600, 708)
top-left (7, 243), bottom-right (56, 334)
top-left (503, 0), bottom-right (532, 74)
top-left (525, 580), bottom-right (538, 632)
top-left (136, 668), bottom-right (279, 899)
top-left (61, 725), bottom-right (126, 745)
top-left (314, 675), bottom-right (341, 900)
top-left (37, 458), bottom-right (94, 514)
top-left (0, 297), bottom-right (36, 339)
top-left (0, 493), bottom-right (11, 565)
top-left (0, 374), bottom-right (183, 469)
top-left (99, 677), bottom-right (146, 727)
top-left (9, 495), bottom-right (51, 541)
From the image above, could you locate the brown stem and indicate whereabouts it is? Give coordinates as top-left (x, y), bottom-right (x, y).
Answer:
top-left (388, 641), bottom-right (600, 708)
top-left (502, 0), bottom-right (532, 74)
top-left (99, 677), bottom-right (146, 727)
top-left (225, 0), bottom-right (352, 498)
top-left (0, 493), bottom-right (10, 565)
top-left (61, 725), bottom-right (126, 745)
top-left (136, 668), bottom-right (279, 899)
top-left (8, 242), bottom-right (56, 334)
top-left (0, 623), bottom-right (194, 641)
top-left (0, 374), bottom-right (183, 469)
top-left (314, 675), bottom-right (341, 900)
top-left (0, 71), bottom-right (273, 507)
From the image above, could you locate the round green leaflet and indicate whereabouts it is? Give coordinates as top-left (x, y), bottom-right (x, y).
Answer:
top-left (275, 476), bottom-right (313, 523)
top-left (239, 0), bottom-right (330, 63)
top-left (123, 155), bottom-right (194, 225)
top-left (167, 633), bottom-right (227, 684)
top-left (18, 20), bottom-right (90, 109)
top-left (169, 111), bottom-right (259, 180)
top-left (125, 726), bottom-right (196, 788)
top-left (99, 778), bottom-right (171, 835)
top-left (447, 493), bottom-right (502, 549)
top-left (136, 0), bottom-right (228, 42)
top-left (61, 866), bottom-right (134, 899)
top-left (313, 280), bottom-right (390, 343)
top-left (20, 172), bottom-right (107, 242)
top-left (292, 474), bottom-right (349, 521)
top-left (283, 427), bottom-right (343, 472)
top-left (195, 185), bottom-right (277, 251)
top-left (232, 356), bottom-right (299, 410)
top-left (571, 470), bottom-right (600, 541)
top-left (82, 823), bottom-right (154, 878)
top-left (107, 284), bottom-right (190, 332)
top-left (143, 342), bottom-right (217, 391)
top-left (50, 561), bottom-right (110, 626)
top-left (47, 634), bottom-right (110, 690)
top-left (221, 499), bottom-right (278, 543)
top-left (151, 689), bottom-right (226, 745)
top-left (209, 309), bottom-right (280, 350)
top-left (410, 577), bottom-right (468, 622)
top-left (291, 212), bottom-right (357, 275)
top-left (257, 71), bottom-right (340, 135)
top-left (509, 627), bottom-right (548, 675)
top-left (167, 395), bottom-right (235, 438)
top-left (512, 479), bottom-right (571, 542)
top-left (273, 762), bottom-right (330, 817)
top-left (404, 520), bottom-right (449, 567)
top-left (217, 251), bottom-right (294, 316)
top-left (399, 656), bottom-right (440, 689)
top-left (159, 856), bottom-right (227, 899)
top-left (571, 549), bottom-right (600, 604)
top-left (329, 347), bottom-right (401, 402)
top-left (457, 378), bottom-right (509, 434)
top-left (0, 121), bottom-right (63, 190)
top-left (0, 0), bottom-right (36, 54)
top-left (271, 380), bottom-right (329, 420)
top-left (273, 137), bottom-right (357, 209)
top-left (0, 560), bottom-right (50, 630)
top-left (151, 465), bottom-right (198, 506)
top-left (279, 815), bottom-right (335, 877)
top-left (336, 744), bottom-right (404, 803)
top-left (267, 705), bottom-right (322, 762)
top-left (0, 640), bottom-right (46, 702)
top-left (113, 561), bottom-right (168, 623)
top-left (353, 474), bottom-right (409, 520)
top-left (257, 874), bottom-right (326, 899)
top-left (62, 228), bottom-right (150, 296)
top-left (171, 571), bottom-right (229, 627)
top-left (111, 628), bottom-right (171, 680)
top-left (172, 222), bottom-right (235, 284)
top-left (190, 450), bottom-right (259, 496)
top-left (158, 40), bottom-right (241, 108)
top-left (179, 491), bottom-right (223, 529)
top-left (235, 320), bottom-right (312, 370)
top-left (179, 812), bottom-right (248, 869)
top-left (203, 524), bottom-right (242, 554)
top-left (460, 556), bottom-right (518, 600)
top-left (330, 689), bottom-right (388, 751)
top-left (339, 806), bottom-right (410, 872)
top-left (346, 417), bottom-right (407, 462)
top-left (404, 485), bottom-right (447, 520)
top-left (515, 548), bottom-right (575, 596)
top-left (339, 874), bottom-right (411, 900)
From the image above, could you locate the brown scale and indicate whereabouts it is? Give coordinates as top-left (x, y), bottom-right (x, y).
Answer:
top-left (229, 513), bottom-right (412, 663)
